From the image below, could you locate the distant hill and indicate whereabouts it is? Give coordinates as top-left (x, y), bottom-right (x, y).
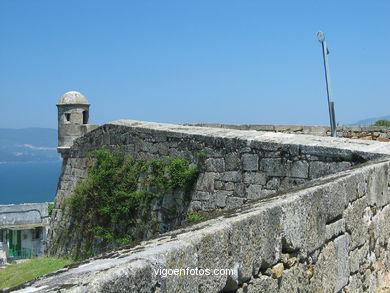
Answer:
top-left (0, 128), bottom-right (60, 163)
top-left (348, 115), bottom-right (390, 126)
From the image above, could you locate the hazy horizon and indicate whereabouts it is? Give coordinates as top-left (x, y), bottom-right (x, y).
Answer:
top-left (3, 112), bottom-right (390, 130)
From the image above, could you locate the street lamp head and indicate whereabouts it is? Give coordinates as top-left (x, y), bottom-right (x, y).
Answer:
top-left (317, 31), bottom-right (325, 42)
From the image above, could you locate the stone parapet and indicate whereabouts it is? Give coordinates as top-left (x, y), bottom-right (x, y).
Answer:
top-left (13, 158), bottom-right (390, 292)
top-left (185, 123), bottom-right (390, 141)
top-left (47, 120), bottom-right (390, 257)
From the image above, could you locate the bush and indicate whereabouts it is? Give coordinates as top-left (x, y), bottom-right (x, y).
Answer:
top-left (187, 212), bottom-right (203, 223)
top-left (67, 149), bottom-right (200, 259)
top-left (47, 202), bottom-right (54, 216)
top-left (373, 120), bottom-right (390, 127)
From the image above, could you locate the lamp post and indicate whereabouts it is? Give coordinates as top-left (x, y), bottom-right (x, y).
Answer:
top-left (317, 31), bottom-right (337, 137)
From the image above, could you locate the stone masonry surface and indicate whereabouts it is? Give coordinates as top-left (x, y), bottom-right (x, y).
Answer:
top-left (186, 123), bottom-right (390, 141)
top-left (12, 157), bottom-right (390, 292)
top-left (17, 119), bottom-right (390, 293)
top-left (47, 120), bottom-right (390, 258)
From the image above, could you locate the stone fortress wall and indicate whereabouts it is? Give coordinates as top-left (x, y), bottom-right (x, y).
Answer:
top-left (16, 92), bottom-right (390, 292)
top-left (15, 157), bottom-right (390, 293)
top-left (29, 118), bottom-right (390, 293)
top-left (49, 120), bottom-right (385, 257)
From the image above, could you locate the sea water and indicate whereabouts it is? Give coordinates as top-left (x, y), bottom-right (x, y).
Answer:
top-left (0, 161), bottom-right (61, 205)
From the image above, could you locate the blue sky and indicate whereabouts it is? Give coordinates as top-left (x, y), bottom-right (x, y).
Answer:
top-left (0, 0), bottom-right (389, 129)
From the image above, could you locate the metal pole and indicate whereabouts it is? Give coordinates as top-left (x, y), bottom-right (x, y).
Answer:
top-left (317, 31), bottom-right (337, 137)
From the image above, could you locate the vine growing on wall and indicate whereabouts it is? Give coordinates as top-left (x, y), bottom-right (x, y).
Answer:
top-left (67, 149), bottom-right (201, 259)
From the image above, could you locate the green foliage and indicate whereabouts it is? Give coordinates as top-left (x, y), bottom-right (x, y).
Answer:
top-left (47, 202), bottom-right (54, 216)
top-left (0, 257), bottom-right (73, 290)
top-left (196, 151), bottom-right (207, 162)
top-left (373, 120), bottom-right (390, 127)
top-left (187, 212), bottom-right (203, 223)
top-left (67, 149), bottom-right (200, 259)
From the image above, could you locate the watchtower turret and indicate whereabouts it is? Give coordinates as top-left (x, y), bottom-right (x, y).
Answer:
top-left (57, 91), bottom-right (90, 155)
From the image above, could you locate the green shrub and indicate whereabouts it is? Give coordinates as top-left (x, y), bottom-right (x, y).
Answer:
top-left (373, 120), bottom-right (390, 127)
top-left (47, 202), bottom-right (54, 216)
top-left (187, 212), bottom-right (203, 223)
top-left (67, 149), bottom-right (200, 259)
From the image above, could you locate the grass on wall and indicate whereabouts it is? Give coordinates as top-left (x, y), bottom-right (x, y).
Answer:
top-left (0, 257), bottom-right (74, 290)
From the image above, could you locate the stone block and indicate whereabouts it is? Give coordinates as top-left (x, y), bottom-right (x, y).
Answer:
top-left (279, 263), bottom-right (309, 293)
top-left (214, 191), bottom-right (230, 208)
top-left (224, 182), bottom-right (235, 191)
top-left (205, 158), bottom-right (225, 172)
top-left (345, 274), bottom-right (364, 293)
top-left (241, 154), bottom-right (259, 171)
top-left (367, 163), bottom-right (390, 208)
top-left (225, 203), bottom-right (283, 285)
top-left (343, 197), bottom-right (369, 250)
top-left (279, 177), bottom-right (307, 190)
top-left (214, 180), bottom-right (224, 190)
top-left (258, 141), bottom-right (280, 152)
top-left (243, 172), bottom-right (266, 185)
top-left (257, 204), bottom-right (283, 267)
top-left (234, 183), bottom-right (246, 197)
top-left (156, 143), bottom-right (169, 155)
top-left (288, 160), bottom-right (309, 178)
top-left (309, 161), bottom-right (351, 179)
top-left (322, 182), bottom-right (348, 223)
top-left (203, 147), bottom-right (222, 158)
top-left (334, 234), bottom-right (350, 292)
top-left (226, 197), bottom-right (245, 209)
top-left (192, 191), bottom-right (211, 201)
top-left (285, 144), bottom-right (300, 156)
top-left (202, 200), bottom-right (217, 210)
top-left (246, 184), bottom-right (264, 200)
top-left (191, 226), bottom-right (230, 293)
top-left (361, 268), bottom-right (377, 292)
top-left (264, 151), bottom-right (280, 158)
top-left (220, 171), bottom-right (242, 182)
top-left (281, 189), bottom-right (326, 255)
top-left (373, 204), bottom-right (390, 247)
top-left (195, 172), bottom-right (217, 192)
top-left (227, 219), bottom-right (261, 286)
top-left (225, 153), bottom-right (241, 171)
top-left (260, 158), bottom-right (284, 176)
top-left (140, 141), bottom-right (158, 153)
top-left (247, 276), bottom-right (278, 293)
top-left (239, 147), bottom-right (252, 154)
top-left (309, 241), bottom-right (337, 293)
top-left (63, 164), bottom-right (72, 175)
top-left (266, 178), bottom-right (279, 190)
top-left (349, 243), bottom-right (368, 274)
top-left (325, 219), bottom-right (345, 241)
